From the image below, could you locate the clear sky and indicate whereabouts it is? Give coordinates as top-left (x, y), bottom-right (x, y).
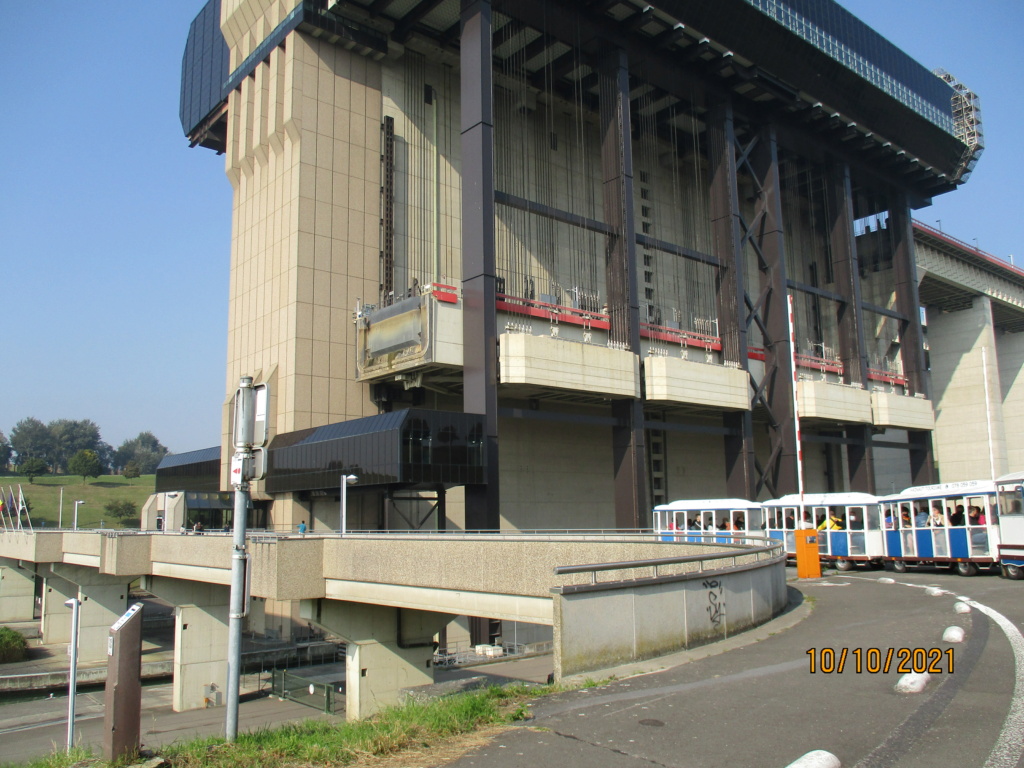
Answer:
top-left (1, 1), bottom-right (1020, 455)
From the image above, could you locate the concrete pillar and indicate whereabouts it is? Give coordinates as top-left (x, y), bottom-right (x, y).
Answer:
top-left (0, 557), bottom-right (36, 621)
top-left (50, 565), bottom-right (131, 664)
top-left (40, 572), bottom-right (76, 645)
top-left (143, 576), bottom-right (230, 712)
top-left (927, 295), bottom-right (1008, 481)
top-left (309, 600), bottom-right (451, 720)
top-left (996, 329), bottom-right (1024, 471)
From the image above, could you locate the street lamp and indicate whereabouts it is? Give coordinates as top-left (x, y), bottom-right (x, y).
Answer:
top-left (64, 597), bottom-right (81, 752)
top-left (73, 501), bottom-right (84, 531)
top-left (339, 474), bottom-right (358, 535)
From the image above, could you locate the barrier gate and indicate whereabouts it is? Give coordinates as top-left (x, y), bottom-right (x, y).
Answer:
top-left (270, 669), bottom-right (343, 714)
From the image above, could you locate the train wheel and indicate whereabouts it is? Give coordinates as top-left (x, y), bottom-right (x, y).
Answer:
top-left (1005, 564), bottom-right (1024, 580)
top-left (835, 558), bottom-right (854, 572)
top-left (892, 560), bottom-right (908, 573)
top-left (955, 561), bottom-right (978, 577)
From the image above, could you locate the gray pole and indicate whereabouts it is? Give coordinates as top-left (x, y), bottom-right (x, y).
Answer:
top-left (65, 597), bottom-right (80, 751)
top-left (226, 376), bottom-right (255, 742)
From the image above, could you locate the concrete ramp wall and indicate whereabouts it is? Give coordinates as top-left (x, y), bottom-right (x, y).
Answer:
top-left (553, 558), bottom-right (787, 678)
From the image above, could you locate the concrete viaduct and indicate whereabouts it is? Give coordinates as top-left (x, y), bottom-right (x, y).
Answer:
top-left (0, 531), bottom-right (785, 720)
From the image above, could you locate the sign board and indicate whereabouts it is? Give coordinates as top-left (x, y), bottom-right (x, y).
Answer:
top-left (253, 384), bottom-right (269, 447)
top-left (251, 447), bottom-right (267, 481)
top-left (104, 602), bottom-right (144, 762)
top-left (230, 454), bottom-right (247, 486)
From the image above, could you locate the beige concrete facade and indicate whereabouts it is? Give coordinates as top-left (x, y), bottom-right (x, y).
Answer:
top-left (220, 0), bottom-right (382, 488)
top-left (927, 296), bottom-right (1009, 481)
top-left (0, 558), bottom-right (35, 622)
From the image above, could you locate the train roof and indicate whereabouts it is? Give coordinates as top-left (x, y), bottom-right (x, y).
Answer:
top-left (995, 472), bottom-right (1024, 486)
top-left (881, 479), bottom-right (997, 500)
top-left (764, 492), bottom-right (879, 507)
top-left (654, 498), bottom-right (763, 511)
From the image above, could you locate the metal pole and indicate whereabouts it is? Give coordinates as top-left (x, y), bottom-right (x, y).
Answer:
top-left (340, 475), bottom-right (356, 534)
top-left (65, 597), bottom-right (80, 751)
top-left (59, 487), bottom-right (63, 529)
top-left (226, 377), bottom-right (255, 742)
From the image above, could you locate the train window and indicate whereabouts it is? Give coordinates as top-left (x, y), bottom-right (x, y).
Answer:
top-left (848, 507), bottom-right (866, 530)
top-left (864, 505), bottom-right (880, 530)
top-left (999, 487), bottom-right (1023, 516)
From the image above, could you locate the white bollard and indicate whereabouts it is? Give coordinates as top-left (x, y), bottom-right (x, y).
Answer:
top-left (784, 750), bottom-right (842, 768)
top-left (943, 626), bottom-right (966, 643)
top-left (953, 601), bottom-right (971, 614)
top-left (877, 577), bottom-right (895, 584)
top-left (895, 672), bottom-right (931, 693)
top-left (925, 587), bottom-right (946, 597)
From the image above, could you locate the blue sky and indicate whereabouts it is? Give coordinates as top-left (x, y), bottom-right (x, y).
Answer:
top-left (1, 1), bottom-right (1020, 454)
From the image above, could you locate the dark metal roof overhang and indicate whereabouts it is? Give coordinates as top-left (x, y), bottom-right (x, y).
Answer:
top-left (156, 446), bottom-right (222, 493)
top-left (266, 408), bottom-right (486, 493)
top-left (326, 0), bottom-right (966, 198)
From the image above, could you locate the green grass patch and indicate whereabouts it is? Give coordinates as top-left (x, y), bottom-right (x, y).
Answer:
top-left (0, 683), bottom-right (552, 768)
top-left (0, 626), bottom-right (28, 664)
top-left (0, 474), bottom-right (155, 530)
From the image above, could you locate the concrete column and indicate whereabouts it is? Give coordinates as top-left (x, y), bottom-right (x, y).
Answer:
top-left (143, 576), bottom-right (230, 712)
top-left (310, 600), bottom-right (451, 720)
top-left (0, 557), bottom-right (36, 621)
top-left (50, 564), bottom-right (131, 664)
top-left (40, 572), bottom-right (76, 645)
top-left (996, 329), bottom-right (1024, 471)
top-left (927, 295), bottom-right (1008, 481)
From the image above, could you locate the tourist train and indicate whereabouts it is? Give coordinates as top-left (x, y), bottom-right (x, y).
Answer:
top-left (653, 472), bottom-right (1024, 579)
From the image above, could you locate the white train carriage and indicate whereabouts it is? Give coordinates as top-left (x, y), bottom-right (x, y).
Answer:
top-left (995, 472), bottom-right (1024, 579)
top-left (653, 498), bottom-right (764, 543)
top-left (763, 492), bottom-right (884, 569)
top-left (880, 479), bottom-right (1000, 577)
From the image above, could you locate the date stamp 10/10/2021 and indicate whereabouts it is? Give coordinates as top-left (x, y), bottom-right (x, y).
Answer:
top-left (806, 647), bottom-right (954, 674)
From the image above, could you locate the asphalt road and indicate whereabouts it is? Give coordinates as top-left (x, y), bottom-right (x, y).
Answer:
top-left (450, 569), bottom-right (1024, 768)
top-left (3, 569), bottom-right (1021, 768)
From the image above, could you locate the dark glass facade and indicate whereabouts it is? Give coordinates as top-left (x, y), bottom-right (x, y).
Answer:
top-left (179, 0), bottom-right (229, 138)
top-left (267, 409), bottom-right (486, 493)
top-left (156, 446), bottom-right (221, 493)
top-left (741, 0), bottom-right (954, 133)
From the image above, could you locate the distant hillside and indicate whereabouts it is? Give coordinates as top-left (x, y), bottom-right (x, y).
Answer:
top-left (1, 474), bottom-right (156, 529)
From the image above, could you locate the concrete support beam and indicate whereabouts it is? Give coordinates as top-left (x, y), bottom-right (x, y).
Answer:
top-left (43, 565), bottom-right (131, 665)
top-left (927, 295), bottom-right (1008, 481)
top-left (309, 599), bottom-right (451, 720)
top-left (997, 330), bottom-right (1024, 471)
top-left (0, 557), bottom-right (36, 622)
top-left (142, 576), bottom-right (231, 712)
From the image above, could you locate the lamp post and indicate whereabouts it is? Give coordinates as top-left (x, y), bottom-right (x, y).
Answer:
top-left (340, 474), bottom-right (358, 535)
top-left (64, 597), bottom-right (81, 751)
top-left (73, 501), bottom-right (84, 531)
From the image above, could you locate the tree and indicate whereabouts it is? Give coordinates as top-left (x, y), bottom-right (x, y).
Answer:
top-left (0, 430), bottom-right (11, 472)
top-left (95, 441), bottom-right (115, 474)
top-left (10, 418), bottom-right (53, 465)
top-left (104, 499), bottom-right (138, 519)
top-left (115, 432), bottom-right (169, 475)
top-left (48, 419), bottom-right (102, 475)
top-left (19, 457), bottom-right (49, 483)
top-left (67, 449), bottom-right (102, 483)
top-left (123, 461), bottom-right (141, 483)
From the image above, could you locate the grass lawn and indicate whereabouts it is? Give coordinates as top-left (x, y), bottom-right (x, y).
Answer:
top-left (0, 474), bottom-right (155, 529)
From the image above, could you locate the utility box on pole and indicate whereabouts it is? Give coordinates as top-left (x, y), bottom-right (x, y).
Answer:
top-left (103, 602), bottom-right (144, 762)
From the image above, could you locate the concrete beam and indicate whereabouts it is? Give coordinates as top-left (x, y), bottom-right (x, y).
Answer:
top-left (49, 564), bottom-right (132, 665)
top-left (309, 599), bottom-right (452, 720)
top-left (143, 576), bottom-right (231, 712)
top-left (0, 557), bottom-right (36, 622)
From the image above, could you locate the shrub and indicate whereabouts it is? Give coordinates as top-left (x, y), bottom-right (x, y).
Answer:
top-left (0, 626), bottom-right (28, 663)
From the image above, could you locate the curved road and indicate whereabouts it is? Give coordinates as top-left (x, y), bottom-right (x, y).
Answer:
top-left (451, 569), bottom-right (1024, 768)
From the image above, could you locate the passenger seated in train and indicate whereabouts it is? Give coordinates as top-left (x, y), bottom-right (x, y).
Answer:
top-left (929, 504), bottom-right (945, 527)
top-left (901, 509), bottom-right (913, 529)
top-left (798, 511), bottom-right (815, 529)
top-left (967, 506), bottom-right (985, 526)
top-left (818, 509), bottom-right (844, 530)
top-left (688, 517), bottom-right (701, 530)
top-left (848, 511), bottom-right (865, 530)
top-left (914, 505), bottom-right (929, 527)
top-left (949, 505), bottom-right (966, 526)
top-left (735, 514), bottom-right (745, 531)
top-left (785, 513), bottom-right (795, 529)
